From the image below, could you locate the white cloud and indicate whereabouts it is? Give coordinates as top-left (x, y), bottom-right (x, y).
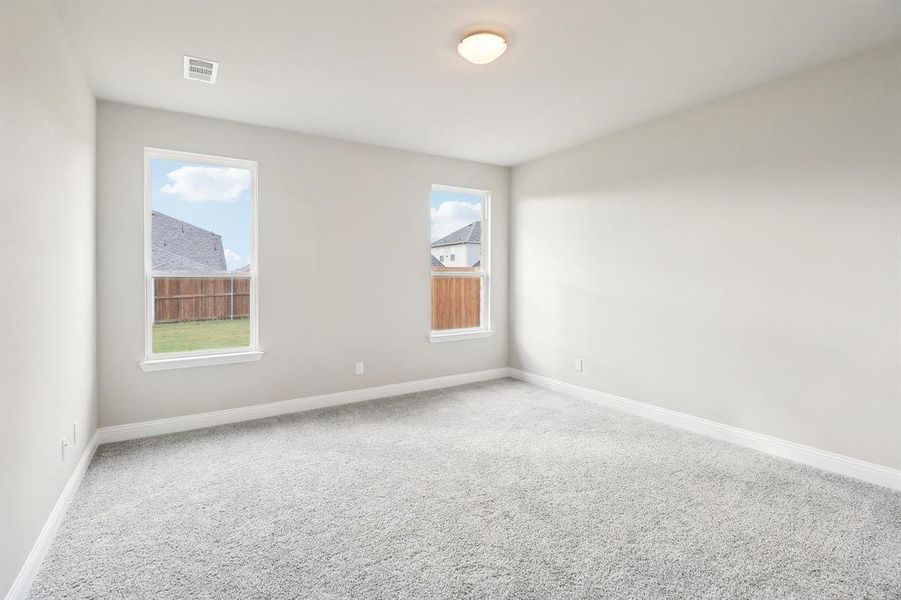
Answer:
top-left (431, 201), bottom-right (481, 241)
top-left (224, 249), bottom-right (244, 270)
top-left (161, 166), bottom-right (250, 202)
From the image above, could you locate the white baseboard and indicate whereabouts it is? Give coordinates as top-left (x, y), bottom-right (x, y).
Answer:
top-left (509, 369), bottom-right (901, 492)
top-left (97, 368), bottom-right (512, 444)
top-left (5, 432), bottom-right (99, 600)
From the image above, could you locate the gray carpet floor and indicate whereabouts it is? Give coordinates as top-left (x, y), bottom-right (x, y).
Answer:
top-left (29, 378), bottom-right (901, 599)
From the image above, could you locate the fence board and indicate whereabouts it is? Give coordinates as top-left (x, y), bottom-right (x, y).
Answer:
top-left (157, 276), bottom-right (477, 328)
top-left (431, 276), bottom-right (480, 330)
top-left (154, 277), bottom-right (250, 323)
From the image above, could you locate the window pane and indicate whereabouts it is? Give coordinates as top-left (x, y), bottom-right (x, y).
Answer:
top-left (152, 277), bottom-right (250, 353)
top-left (430, 189), bottom-right (482, 272)
top-left (148, 155), bottom-right (254, 355)
top-left (150, 158), bottom-right (251, 274)
top-left (431, 275), bottom-right (481, 331)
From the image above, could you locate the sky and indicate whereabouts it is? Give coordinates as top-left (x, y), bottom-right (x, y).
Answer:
top-left (151, 158), bottom-right (251, 270)
top-left (430, 189), bottom-right (482, 242)
top-left (151, 163), bottom-right (477, 266)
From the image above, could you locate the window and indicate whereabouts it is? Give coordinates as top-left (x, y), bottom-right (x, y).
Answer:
top-left (141, 149), bottom-right (260, 370)
top-left (429, 184), bottom-right (490, 342)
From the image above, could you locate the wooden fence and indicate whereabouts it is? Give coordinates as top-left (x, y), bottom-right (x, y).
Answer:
top-left (155, 275), bottom-right (477, 329)
top-left (154, 277), bottom-right (249, 323)
top-left (431, 276), bottom-right (481, 330)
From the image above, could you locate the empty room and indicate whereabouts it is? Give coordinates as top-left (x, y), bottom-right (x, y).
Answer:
top-left (2, 1), bottom-right (900, 598)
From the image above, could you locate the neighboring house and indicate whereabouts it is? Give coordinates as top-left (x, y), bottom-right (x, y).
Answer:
top-left (431, 221), bottom-right (481, 268)
top-left (152, 211), bottom-right (228, 272)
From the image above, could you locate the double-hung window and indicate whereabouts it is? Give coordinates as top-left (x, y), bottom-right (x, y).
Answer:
top-left (141, 148), bottom-right (260, 370)
top-left (429, 184), bottom-right (491, 342)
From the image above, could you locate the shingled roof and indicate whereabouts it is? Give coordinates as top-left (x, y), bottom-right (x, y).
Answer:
top-left (152, 211), bottom-right (227, 272)
top-left (431, 221), bottom-right (481, 248)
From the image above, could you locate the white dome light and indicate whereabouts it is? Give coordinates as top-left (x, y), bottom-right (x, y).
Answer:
top-left (457, 32), bottom-right (507, 65)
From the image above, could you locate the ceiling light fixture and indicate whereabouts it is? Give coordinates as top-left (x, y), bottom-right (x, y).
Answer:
top-left (457, 31), bottom-right (507, 65)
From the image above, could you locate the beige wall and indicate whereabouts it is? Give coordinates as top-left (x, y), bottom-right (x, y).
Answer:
top-left (96, 102), bottom-right (509, 427)
top-left (0, 1), bottom-right (97, 596)
top-left (511, 44), bottom-right (901, 469)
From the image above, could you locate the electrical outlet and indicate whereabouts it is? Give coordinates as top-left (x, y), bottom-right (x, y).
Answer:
top-left (355, 361), bottom-right (364, 375)
top-left (575, 359), bottom-right (583, 372)
top-left (61, 438), bottom-right (69, 461)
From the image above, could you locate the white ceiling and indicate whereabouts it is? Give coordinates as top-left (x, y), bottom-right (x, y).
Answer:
top-left (54, 1), bottom-right (901, 166)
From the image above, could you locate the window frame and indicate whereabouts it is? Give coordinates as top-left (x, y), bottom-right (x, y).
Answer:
top-left (140, 147), bottom-right (261, 371)
top-left (429, 184), bottom-right (491, 343)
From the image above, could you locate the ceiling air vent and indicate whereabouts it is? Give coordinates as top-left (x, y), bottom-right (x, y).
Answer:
top-left (183, 56), bottom-right (218, 84)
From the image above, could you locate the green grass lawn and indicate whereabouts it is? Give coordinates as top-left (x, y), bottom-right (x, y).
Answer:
top-left (153, 318), bottom-right (250, 354)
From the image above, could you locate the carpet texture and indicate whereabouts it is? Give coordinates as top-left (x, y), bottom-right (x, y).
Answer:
top-left (29, 379), bottom-right (901, 599)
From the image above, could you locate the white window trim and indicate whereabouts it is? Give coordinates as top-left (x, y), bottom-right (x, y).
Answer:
top-left (428, 329), bottom-right (494, 344)
top-left (140, 148), bottom-right (261, 371)
top-left (140, 350), bottom-right (263, 372)
top-left (429, 184), bottom-right (492, 342)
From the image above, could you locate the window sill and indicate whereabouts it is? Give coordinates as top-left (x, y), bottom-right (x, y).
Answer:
top-left (429, 330), bottom-right (494, 344)
top-left (140, 350), bottom-right (263, 372)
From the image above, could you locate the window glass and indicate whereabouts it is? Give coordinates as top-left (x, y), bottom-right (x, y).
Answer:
top-left (148, 153), bottom-right (256, 355)
top-left (430, 186), bottom-right (487, 333)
